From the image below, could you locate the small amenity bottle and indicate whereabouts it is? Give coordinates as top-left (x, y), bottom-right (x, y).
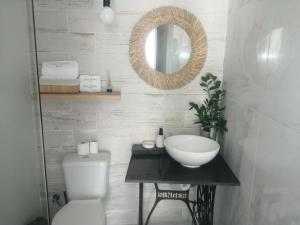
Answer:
top-left (106, 70), bottom-right (112, 92)
top-left (156, 128), bottom-right (164, 148)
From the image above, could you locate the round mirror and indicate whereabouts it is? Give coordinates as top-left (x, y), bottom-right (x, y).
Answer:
top-left (145, 24), bottom-right (192, 74)
top-left (129, 6), bottom-right (207, 89)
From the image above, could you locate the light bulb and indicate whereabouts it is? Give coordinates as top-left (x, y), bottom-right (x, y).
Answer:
top-left (100, 6), bottom-right (114, 25)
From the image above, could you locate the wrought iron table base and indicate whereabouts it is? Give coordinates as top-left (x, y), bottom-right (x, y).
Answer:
top-left (138, 183), bottom-right (216, 225)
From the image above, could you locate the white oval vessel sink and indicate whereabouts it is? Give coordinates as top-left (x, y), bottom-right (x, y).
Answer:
top-left (164, 135), bottom-right (220, 168)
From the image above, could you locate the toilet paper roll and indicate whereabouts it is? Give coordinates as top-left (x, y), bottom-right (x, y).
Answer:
top-left (77, 142), bottom-right (89, 156)
top-left (89, 141), bottom-right (99, 154)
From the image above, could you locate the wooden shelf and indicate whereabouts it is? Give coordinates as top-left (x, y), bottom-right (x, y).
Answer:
top-left (34, 91), bottom-right (121, 101)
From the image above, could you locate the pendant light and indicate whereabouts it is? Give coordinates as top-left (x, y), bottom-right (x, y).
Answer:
top-left (100, 0), bottom-right (115, 25)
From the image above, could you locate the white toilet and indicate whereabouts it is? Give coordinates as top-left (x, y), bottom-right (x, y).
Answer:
top-left (52, 152), bottom-right (110, 225)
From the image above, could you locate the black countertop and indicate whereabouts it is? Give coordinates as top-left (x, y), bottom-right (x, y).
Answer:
top-left (125, 144), bottom-right (240, 186)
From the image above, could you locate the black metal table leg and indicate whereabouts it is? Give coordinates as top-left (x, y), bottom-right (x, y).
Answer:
top-left (191, 185), bottom-right (216, 225)
top-left (139, 183), bottom-right (143, 225)
top-left (145, 197), bottom-right (160, 225)
top-left (139, 183), bottom-right (217, 225)
top-left (145, 183), bottom-right (197, 225)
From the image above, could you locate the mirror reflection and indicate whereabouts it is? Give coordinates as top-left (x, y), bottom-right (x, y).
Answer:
top-left (145, 24), bottom-right (192, 74)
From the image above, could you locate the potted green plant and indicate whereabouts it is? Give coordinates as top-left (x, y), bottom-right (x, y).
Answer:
top-left (189, 73), bottom-right (228, 139)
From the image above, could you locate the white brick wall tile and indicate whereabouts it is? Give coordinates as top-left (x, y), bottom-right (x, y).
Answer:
top-left (73, 111), bottom-right (97, 129)
top-left (35, 10), bottom-right (67, 32)
top-left (41, 100), bottom-right (72, 112)
top-left (34, 0), bottom-right (229, 223)
top-left (112, 0), bottom-right (229, 15)
top-left (36, 32), bottom-right (95, 52)
top-left (37, 52), bottom-right (70, 62)
top-left (93, 53), bottom-right (135, 78)
top-left (95, 33), bottom-right (129, 54)
top-left (34, 0), bottom-right (95, 11)
top-left (97, 112), bottom-right (164, 128)
top-left (43, 112), bottom-right (74, 130)
top-left (43, 111), bottom-right (97, 130)
top-left (34, 0), bottom-right (67, 11)
top-left (37, 52), bottom-right (98, 74)
top-left (67, 11), bottom-right (103, 33)
top-left (66, 0), bottom-right (95, 10)
top-left (164, 127), bottom-right (200, 137)
top-left (67, 12), bottom-right (139, 34)
top-left (44, 130), bottom-right (75, 150)
top-left (163, 112), bottom-right (185, 128)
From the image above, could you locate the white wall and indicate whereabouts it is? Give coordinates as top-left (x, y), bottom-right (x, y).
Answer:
top-left (0, 0), bottom-right (45, 224)
top-left (215, 0), bottom-right (300, 225)
top-left (33, 0), bottom-right (229, 223)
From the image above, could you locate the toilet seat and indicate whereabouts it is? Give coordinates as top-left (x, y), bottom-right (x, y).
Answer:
top-left (52, 199), bottom-right (105, 225)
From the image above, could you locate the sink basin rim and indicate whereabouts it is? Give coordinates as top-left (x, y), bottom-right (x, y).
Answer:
top-left (164, 135), bottom-right (220, 154)
top-left (164, 135), bottom-right (220, 168)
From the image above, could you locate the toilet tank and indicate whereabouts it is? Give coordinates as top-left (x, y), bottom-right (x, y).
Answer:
top-left (62, 152), bottom-right (110, 200)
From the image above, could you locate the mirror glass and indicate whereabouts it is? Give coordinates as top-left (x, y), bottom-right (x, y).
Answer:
top-left (145, 24), bottom-right (192, 74)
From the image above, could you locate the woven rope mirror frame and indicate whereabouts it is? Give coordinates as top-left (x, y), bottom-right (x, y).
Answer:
top-left (129, 6), bottom-right (208, 90)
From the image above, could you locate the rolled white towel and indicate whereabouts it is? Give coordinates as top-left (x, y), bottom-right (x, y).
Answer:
top-left (41, 61), bottom-right (79, 80)
top-left (39, 77), bottom-right (80, 86)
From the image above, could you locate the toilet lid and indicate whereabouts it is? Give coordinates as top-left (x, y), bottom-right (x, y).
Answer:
top-left (52, 200), bottom-right (105, 225)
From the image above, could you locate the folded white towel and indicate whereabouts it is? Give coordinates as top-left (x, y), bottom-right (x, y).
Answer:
top-left (41, 61), bottom-right (79, 80)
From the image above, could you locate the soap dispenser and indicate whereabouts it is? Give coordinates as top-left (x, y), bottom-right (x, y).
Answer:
top-left (156, 128), bottom-right (164, 148)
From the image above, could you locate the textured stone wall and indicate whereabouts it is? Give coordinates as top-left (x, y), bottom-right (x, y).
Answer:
top-left (33, 0), bottom-right (229, 223)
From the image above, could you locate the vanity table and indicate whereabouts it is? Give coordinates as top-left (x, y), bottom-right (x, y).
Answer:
top-left (125, 144), bottom-right (240, 225)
